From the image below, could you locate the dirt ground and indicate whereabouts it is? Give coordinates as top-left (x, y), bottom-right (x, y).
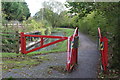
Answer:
top-left (2, 32), bottom-right (100, 78)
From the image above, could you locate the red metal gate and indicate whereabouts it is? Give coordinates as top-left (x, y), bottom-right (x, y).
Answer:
top-left (66, 28), bottom-right (79, 72)
top-left (20, 28), bottom-right (79, 72)
top-left (98, 27), bottom-right (108, 72)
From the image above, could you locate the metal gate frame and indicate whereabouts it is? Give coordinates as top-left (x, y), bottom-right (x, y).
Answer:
top-left (20, 27), bottom-right (79, 72)
top-left (98, 27), bottom-right (108, 72)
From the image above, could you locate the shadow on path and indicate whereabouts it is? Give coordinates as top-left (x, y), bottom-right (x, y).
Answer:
top-left (2, 32), bottom-right (100, 78)
top-left (66, 32), bottom-right (100, 78)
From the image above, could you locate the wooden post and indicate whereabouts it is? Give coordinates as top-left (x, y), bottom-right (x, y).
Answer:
top-left (20, 32), bottom-right (26, 54)
top-left (15, 31), bottom-right (19, 54)
top-left (40, 38), bottom-right (44, 46)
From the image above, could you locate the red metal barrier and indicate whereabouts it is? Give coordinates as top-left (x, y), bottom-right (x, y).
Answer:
top-left (20, 28), bottom-right (79, 72)
top-left (20, 33), bottom-right (68, 54)
top-left (98, 27), bottom-right (108, 72)
top-left (66, 27), bottom-right (79, 72)
top-left (101, 37), bottom-right (108, 71)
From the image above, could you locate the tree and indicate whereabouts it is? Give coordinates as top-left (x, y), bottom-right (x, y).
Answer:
top-left (34, 6), bottom-right (63, 28)
top-left (42, 0), bottom-right (65, 14)
top-left (66, 2), bottom-right (120, 70)
top-left (65, 2), bottom-right (95, 19)
top-left (97, 2), bottom-right (120, 70)
top-left (2, 2), bottom-right (31, 21)
top-left (33, 0), bottom-right (68, 28)
top-left (59, 11), bottom-right (74, 27)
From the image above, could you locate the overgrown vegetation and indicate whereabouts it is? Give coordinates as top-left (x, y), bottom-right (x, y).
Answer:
top-left (2, 28), bottom-right (74, 71)
top-left (2, 28), bottom-right (74, 57)
top-left (2, 2), bottom-right (30, 22)
top-left (2, 54), bottom-right (50, 71)
top-left (1, 1), bottom-right (120, 78)
top-left (65, 2), bottom-right (120, 78)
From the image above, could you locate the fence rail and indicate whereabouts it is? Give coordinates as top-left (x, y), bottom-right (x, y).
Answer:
top-left (20, 27), bottom-right (79, 72)
top-left (1, 31), bottom-right (19, 53)
top-left (1, 23), bottom-right (39, 53)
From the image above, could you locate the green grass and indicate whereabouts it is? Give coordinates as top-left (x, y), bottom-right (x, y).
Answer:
top-left (3, 59), bottom-right (41, 70)
top-left (25, 28), bottom-right (74, 55)
top-left (2, 55), bottom-right (50, 70)
top-left (1, 52), bottom-right (20, 58)
top-left (1, 28), bottom-right (74, 57)
top-left (2, 28), bottom-right (75, 70)
top-left (54, 28), bottom-right (74, 37)
top-left (0, 34), bottom-right (13, 36)
top-left (50, 28), bottom-right (74, 52)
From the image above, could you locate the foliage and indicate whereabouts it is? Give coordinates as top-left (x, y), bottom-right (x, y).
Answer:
top-left (94, 2), bottom-right (120, 70)
top-left (34, 8), bottom-right (60, 28)
top-left (66, 2), bottom-right (120, 72)
top-left (78, 11), bottom-right (107, 35)
top-left (65, 2), bottom-right (95, 19)
top-left (33, 0), bottom-right (67, 28)
top-left (1, 24), bottom-right (19, 53)
top-left (22, 17), bottom-right (52, 35)
top-left (2, 2), bottom-right (31, 22)
top-left (2, 28), bottom-right (74, 57)
top-left (59, 11), bottom-right (73, 27)
top-left (42, 0), bottom-right (65, 14)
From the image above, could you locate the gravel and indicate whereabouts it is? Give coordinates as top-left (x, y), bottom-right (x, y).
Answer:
top-left (2, 32), bottom-right (100, 78)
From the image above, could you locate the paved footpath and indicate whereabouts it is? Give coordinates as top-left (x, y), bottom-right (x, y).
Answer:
top-left (2, 32), bottom-right (100, 78)
top-left (66, 32), bottom-right (100, 78)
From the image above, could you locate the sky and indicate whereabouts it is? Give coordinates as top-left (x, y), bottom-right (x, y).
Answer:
top-left (25, 0), bottom-right (66, 17)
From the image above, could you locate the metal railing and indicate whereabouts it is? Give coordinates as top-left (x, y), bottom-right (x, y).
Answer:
top-left (98, 27), bottom-right (108, 72)
top-left (20, 27), bottom-right (79, 72)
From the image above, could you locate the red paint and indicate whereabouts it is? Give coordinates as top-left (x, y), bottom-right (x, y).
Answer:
top-left (24, 34), bottom-right (68, 39)
top-left (102, 37), bottom-right (108, 71)
top-left (98, 28), bottom-right (108, 72)
top-left (20, 33), bottom-right (68, 54)
top-left (20, 32), bottom-right (26, 54)
top-left (26, 38), bottom-right (67, 54)
top-left (40, 38), bottom-right (44, 46)
top-left (66, 27), bottom-right (79, 72)
top-left (20, 27), bottom-right (79, 72)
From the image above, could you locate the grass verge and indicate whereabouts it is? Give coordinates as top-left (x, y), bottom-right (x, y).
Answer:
top-left (1, 28), bottom-right (74, 58)
top-left (2, 28), bottom-right (74, 71)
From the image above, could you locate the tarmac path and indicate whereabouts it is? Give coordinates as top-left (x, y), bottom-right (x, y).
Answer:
top-left (2, 32), bottom-right (100, 78)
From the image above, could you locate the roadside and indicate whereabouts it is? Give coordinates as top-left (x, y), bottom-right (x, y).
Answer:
top-left (2, 29), bottom-right (100, 78)
top-left (2, 28), bottom-right (73, 78)
top-left (65, 32), bottom-right (100, 78)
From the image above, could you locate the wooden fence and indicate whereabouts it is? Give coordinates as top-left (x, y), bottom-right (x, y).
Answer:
top-left (1, 23), bottom-right (21, 53)
top-left (1, 31), bottom-right (19, 53)
top-left (1, 23), bottom-right (48, 53)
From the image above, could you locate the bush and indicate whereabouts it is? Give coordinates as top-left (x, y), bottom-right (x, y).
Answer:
top-left (22, 18), bottom-right (52, 35)
top-left (78, 11), bottom-right (107, 37)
